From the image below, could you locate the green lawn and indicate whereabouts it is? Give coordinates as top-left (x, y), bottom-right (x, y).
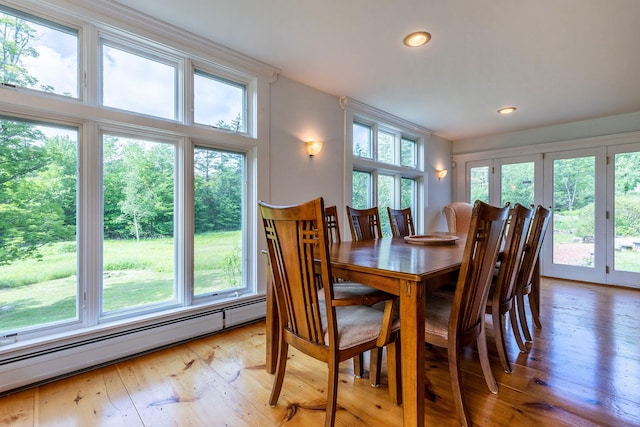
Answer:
top-left (0, 231), bottom-right (241, 331)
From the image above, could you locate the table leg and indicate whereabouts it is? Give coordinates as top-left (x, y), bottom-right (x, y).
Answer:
top-left (400, 279), bottom-right (425, 426)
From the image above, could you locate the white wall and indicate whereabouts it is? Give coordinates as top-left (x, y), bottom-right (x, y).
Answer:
top-left (452, 111), bottom-right (640, 154)
top-left (269, 76), bottom-right (453, 234)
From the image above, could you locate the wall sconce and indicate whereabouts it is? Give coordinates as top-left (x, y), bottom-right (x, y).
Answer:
top-left (436, 169), bottom-right (448, 180)
top-left (305, 141), bottom-right (323, 157)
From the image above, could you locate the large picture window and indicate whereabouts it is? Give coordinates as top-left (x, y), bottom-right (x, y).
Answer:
top-left (0, 3), bottom-right (268, 350)
top-left (0, 118), bottom-right (78, 331)
top-left (350, 116), bottom-right (423, 237)
top-left (193, 146), bottom-right (245, 297)
top-left (102, 135), bottom-right (177, 315)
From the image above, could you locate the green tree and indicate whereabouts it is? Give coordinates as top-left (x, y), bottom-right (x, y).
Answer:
top-left (0, 12), bottom-right (39, 88)
top-left (553, 156), bottom-right (595, 212)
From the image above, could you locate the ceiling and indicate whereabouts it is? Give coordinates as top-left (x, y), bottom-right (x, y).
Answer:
top-left (114, 0), bottom-right (640, 142)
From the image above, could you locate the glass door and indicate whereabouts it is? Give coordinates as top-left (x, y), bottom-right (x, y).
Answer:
top-left (607, 144), bottom-right (640, 287)
top-left (543, 148), bottom-right (607, 283)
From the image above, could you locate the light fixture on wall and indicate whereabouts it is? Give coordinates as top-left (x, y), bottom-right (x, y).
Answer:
top-left (305, 141), bottom-right (323, 157)
top-left (436, 169), bottom-right (447, 180)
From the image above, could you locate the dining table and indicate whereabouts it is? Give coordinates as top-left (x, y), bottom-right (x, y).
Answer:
top-left (265, 234), bottom-right (467, 426)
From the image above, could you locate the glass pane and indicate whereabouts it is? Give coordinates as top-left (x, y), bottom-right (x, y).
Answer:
top-left (378, 130), bottom-right (394, 164)
top-left (552, 156), bottom-right (595, 267)
top-left (194, 147), bottom-right (245, 296)
top-left (0, 119), bottom-right (78, 332)
top-left (353, 122), bottom-right (372, 158)
top-left (102, 135), bottom-right (176, 313)
top-left (401, 178), bottom-right (416, 209)
top-left (0, 7), bottom-right (78, 97)
top-left (352, 170), bottom-right (371, 209)
top-left (614, 151), bottom-right (640, 273)
top-left (470, 166), bottom-right (489, 203)
top-left (501, 162), bottom-right (534, 207)
top-left (102, 44), bottom-right (177, 120)
top-left (194, 70), bottom-right (246, 132)
top-left (401, 137), bottom-right (416, 168)
top-left (377, 174), bottom-right (394, 236)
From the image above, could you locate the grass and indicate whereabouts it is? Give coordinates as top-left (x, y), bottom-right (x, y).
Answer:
top-left (0, 231), bottom-right (242, 331)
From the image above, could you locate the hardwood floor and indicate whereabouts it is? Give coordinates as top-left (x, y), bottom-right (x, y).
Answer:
top-left (1, 278), bottom-right (639, 426)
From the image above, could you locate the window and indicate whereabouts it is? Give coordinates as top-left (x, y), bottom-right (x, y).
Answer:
top-left (101, 41), bottom-right (179, 120)
top-left (0, 3), bottom-right (272, 351)
top-left (193, 146), bottom-right (245, 297)
top-left (102, 134), bottom-right (177, 315)
top-left (0, 6), bottom-right (78, 97)
top-left (194, 70), bottom-right (247, 132)
top-left (348, 108), bottom-right (424, 237)
top-left (0, 118), bottom-right (78, 331)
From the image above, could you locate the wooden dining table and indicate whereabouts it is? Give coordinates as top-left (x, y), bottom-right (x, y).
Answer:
top-left (265, 235), bottom-right (467, 427)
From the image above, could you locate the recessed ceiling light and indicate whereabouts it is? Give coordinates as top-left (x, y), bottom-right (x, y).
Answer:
top-left (497, 106), bottom-right (517, 114)
top-left (403, 31), bottom-right (431, 47)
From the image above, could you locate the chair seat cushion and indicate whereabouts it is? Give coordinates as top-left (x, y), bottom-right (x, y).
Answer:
top-left (321, 305), bottom-right (400, 350)
top-left (424, 295), bottom-right (453, 341)
top-left (319, 282), bottom-right (394, 306)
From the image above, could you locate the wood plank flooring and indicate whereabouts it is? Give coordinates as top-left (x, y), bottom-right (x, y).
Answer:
top-left (1, 278), bottom-right (639, 426)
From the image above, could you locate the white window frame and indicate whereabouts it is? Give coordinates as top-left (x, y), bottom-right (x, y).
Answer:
top-left (342, 97), bottom-right (428, 235)
top-left (0, 0), bottom-right (275, 391)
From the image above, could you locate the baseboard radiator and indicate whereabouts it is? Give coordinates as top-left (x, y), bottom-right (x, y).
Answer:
top-left (0, 298), bottom-right (266, 395)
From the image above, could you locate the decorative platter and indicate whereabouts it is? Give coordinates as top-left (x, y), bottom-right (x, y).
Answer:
top-left (404, 234), bottom-right (459, 246)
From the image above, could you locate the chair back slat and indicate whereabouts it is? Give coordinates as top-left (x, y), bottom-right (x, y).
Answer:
top-left (260, 198), bottom-right (335, 347)
top-left (387, 207), bottom-right (415, 237)
top-left (346, 206), bottom-right (383, 241)
top-left (493, 204), bottom-right (534, 307)
top-left (450, 201), bottom-right (510, 342)
top-left (324, 205), bottom-right (342, 244)
top-left (517, 205), bottom-right (551, 289)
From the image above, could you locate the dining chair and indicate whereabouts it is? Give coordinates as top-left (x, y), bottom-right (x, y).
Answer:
top-left (324, 205), bottom-right (396, 379)
top-left (259, 197), bottom-right (401, 426)
top-left (443, 202), bottom-right (473, 236)
top-left (485, 203), bottom-right (533, 372)
top-left (387, 206), bottom-right (415, 237)
top-left (346, 206), bottom-right (383, 241)
top-left (515, 205), bottom-right (551, 343)
top-left (417, 200), bottom-right (510, 427)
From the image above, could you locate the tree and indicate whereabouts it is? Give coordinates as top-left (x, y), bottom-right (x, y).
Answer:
top-left (553, 156), bottom-right (595, 212)
top-left (0, 12), bottom-right (39, 88)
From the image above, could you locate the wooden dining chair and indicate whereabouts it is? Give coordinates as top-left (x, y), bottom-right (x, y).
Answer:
top-left (417, 200), bottom-right (510, 427)
top-left (259, 197), bottom-right (401, 426)
top-left (485, 203), bottom-right (533, 372)
top-left (324, 205), bottom-right (396, 379)
top-left (443, 202), bottom-right (473, 236)
top-left (515, 205), bottom-right (551, 343)
top-left (387, 206), bottom-right (415, 237)
top-left (346, 206), bottom-right (383, 241)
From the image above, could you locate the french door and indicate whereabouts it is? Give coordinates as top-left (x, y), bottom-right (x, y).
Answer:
top-left (468, 148), bottom-right (640, 287)
top-left (543, 146), bottom-right (640, 287)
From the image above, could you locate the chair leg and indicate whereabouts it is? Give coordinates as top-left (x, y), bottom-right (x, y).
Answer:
top-left (386, 340), bottom-right (402, 405)
top-left (269, 340), bottom-right (289, 406)
top-left (528, 292), bottom-right (542, 329)
top-left (509, 306), bottom-right (528, 353)
top-left (369, 348), bottom-right (383, 387)
top-left (325, 356), bottom-right (340, 427)
top-left (448, 345), bottom-right (472, 427)
top-left (353, 353), bottom-right (364, 378)
top-left (517, 290), bottom-right (533, 342)
top-left (477, 327), bottom-right (498, 394)
top-left (493, 310), bottom-right (512, 373)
